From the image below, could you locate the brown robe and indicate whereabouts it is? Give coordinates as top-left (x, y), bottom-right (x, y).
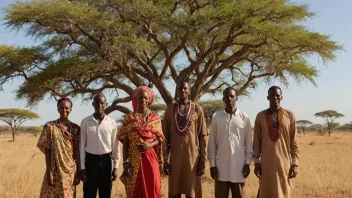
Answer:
top-left (163, 103), bottom-right (207, 197)
top-left (253, 109), bottom-right (299, 198)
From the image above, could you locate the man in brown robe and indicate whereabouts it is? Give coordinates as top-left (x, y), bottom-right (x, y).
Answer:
top-left (163, 80), bottom-right (207, 198)
top-left (253, 86), bottom-right (299, 198)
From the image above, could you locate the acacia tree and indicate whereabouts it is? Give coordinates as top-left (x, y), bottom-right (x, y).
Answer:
top-left (0, 0), bottom-right (341, 114)
top-left (296, 120), bottom-right (313, 136)
top-left (314, 110), bottom-right (344, 137)
top-left (0, 109), bottom-right (40, 141)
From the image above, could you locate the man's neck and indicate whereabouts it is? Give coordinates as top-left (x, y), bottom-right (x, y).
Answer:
top-left (178, 98), bottom-right (189, 105)
top-left (269, 106), bottom-right (281, 113)
top-left (225, 107), bottom-right (237, 115)
top-left (94, 113), bottom-right (105, 121)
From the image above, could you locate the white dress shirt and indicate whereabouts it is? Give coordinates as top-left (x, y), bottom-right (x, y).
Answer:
top-left (80, 114), bottom-right (120, 169)
top-left (208, 109), bottom-right (253, 183)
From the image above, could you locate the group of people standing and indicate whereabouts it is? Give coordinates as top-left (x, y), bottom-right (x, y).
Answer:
top-left (37, 80), bottom-right (299, 198)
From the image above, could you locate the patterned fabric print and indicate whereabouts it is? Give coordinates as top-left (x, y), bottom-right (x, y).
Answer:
top-left (118, 112), bottom-right (164, 198)
top-left (37, 121), bottom-right (80, 198)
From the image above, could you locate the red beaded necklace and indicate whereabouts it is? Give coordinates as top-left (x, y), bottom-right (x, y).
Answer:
top-left (265, 108), bottom-right (285, 142)
top-left (135, 109), bottom-right (150, 130)
top-left (174, 101), bottom-right (194, 136)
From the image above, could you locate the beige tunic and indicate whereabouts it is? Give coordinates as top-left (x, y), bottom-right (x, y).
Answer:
top-left (163, 103), bottom-right (207, 197)
top-left (253, 109), bottom-right (299, 198)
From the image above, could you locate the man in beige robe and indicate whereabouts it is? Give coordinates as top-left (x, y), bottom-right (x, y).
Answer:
top-left (253, 86), bottom-right (299, 198)
top-left (163, 80), bottom-right (207, 198)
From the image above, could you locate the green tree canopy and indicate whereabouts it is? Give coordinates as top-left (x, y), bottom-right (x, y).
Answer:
top-left (0, 0), bottom-right (342, 114)
top-left (296, 120), bottom-right (313, 136)
top-left (314, 110), bottom-right (344, 136)
top-left (0, 108), bottom-right (40, 141)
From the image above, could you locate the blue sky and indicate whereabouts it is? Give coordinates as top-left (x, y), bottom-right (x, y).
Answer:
top-left (0, 0), bottom-right (351, 127)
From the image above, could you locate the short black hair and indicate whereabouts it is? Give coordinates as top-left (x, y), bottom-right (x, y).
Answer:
top-left (57, 98), bottom-right (73, 108)
top-left (268, 86), bottom-right (282, 95)
top-left (178, 79), bottom-right (190, 87)
top-left (223, 87), bottom-right (237, 97)
top-left (93, 93), bottom-right (107, 102)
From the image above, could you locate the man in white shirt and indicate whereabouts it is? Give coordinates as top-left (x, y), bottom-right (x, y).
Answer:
top-left (208, 87), bottom-right (253, 198)
top-left (79, 93), bottom-right (120, 198)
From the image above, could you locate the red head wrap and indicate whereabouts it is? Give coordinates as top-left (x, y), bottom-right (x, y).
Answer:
top-left (132, 86), bottom-right (154, 112)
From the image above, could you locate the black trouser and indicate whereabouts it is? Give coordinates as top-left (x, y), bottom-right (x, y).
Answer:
top-left (215, 180), bottom-right (245, 198)
top-left (83, 152), bottom-right (112, 198)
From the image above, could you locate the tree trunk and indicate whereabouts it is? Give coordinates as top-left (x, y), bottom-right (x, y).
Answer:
top-left (11, 128), bottom-right (15, 141)
top-left (328, 128), bottom-right (331, 137)
top-left (303, 128), bottom-right (305, 136)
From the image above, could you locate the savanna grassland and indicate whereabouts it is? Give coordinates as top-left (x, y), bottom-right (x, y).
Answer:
top-left (0, 132), bottom-right (351, 198)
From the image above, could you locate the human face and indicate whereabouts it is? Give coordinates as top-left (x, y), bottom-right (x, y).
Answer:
top-left (93, 95), bottom-right (107, 115)
top-left (57, 101), bottom-right (72, 119)
top-left (267, 88), bottom-right (283, 108)
top-left (223, 89), bottom-right (237, 110)
top-left (137, 91), bottom-right (150, 110)
top-left (178, 82), bottom-right (190, 101)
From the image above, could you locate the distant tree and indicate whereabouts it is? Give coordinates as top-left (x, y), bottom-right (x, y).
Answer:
top-left (296, 120), bottom-right (313, 136)
top-left (198, 100), bottom-right (224, 126)
top-left (19, 126), bottom-right (43, 137)
top-left (0, 125), bottom-right (10, 138)
top-left (330, 122), bottom-right (340, 130)
top-left (0, 109), bottom-right (40, 141)
top-left (339, 122), bottom-right (352, 133)
top-left (0, 0), bottom-right (342, 115)
top-left (314, 110), bottom-right (344, 137)
top-left (308, 124), bottom-right (322, 132)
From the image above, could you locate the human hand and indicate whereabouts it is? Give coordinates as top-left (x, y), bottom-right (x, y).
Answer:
top-left (46, 170), bottom-right (55, 186)
top-left (242, 164), bottom-right (250, 178)
top-left (197, 161), bottom-right (205, 176)
top-left (288, 165), bottom-right (298, 179)
top-left (80, 169), bottom-right (87, 182)
top-left (254, 163), bottom-right (262, 178)
top-left (210, 166), bottom-right (218, 180)
top-left (138, 143), bottom-right (152, 153)
top-left (163, 163), bottom-right (171, 175)
top-left (111, 168), bottom-right (118, 181)
top-left (123, 163), bottom-right (132, 177)
top-left (73, 172), bottom-right (80, 185)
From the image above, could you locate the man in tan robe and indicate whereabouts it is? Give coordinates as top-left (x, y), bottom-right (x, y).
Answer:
top-left (163, 80), bottom-right (207, 198)
top-left (253, 86), bottom-right (299, 198)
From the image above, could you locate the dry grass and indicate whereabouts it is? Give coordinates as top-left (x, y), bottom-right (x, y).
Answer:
top-left (0, 132), bottom-right (351, 198)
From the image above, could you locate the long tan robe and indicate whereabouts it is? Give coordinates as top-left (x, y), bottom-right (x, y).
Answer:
top-left (253, 109), bottom-right (299, 198)
top-left (163, 103), bottom-right (207, 198)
